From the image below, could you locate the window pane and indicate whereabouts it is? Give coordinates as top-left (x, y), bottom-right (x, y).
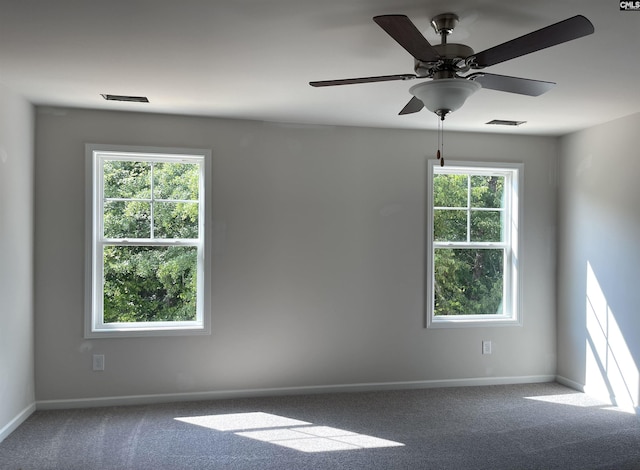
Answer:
top-left (103, 201), bottom-right (151, 238)
top-left (471, 175), bottom-right (504, 209)
top-left (470, 210), bottom-right (503, 242)
top-left (154, 201), bottom-right (199, 239)
top-left (433, 248), bottom-right (504, 316)
top-left (434, 209), bottom-right (467, 242)
top-left (103, 245), bottom-right (198, 323)
top-left (103, 160), bottom-right (151, 199)
top-left (433, 174), bottom-right (468, 207)
top-left (153, 162), bottom-right (199, 200)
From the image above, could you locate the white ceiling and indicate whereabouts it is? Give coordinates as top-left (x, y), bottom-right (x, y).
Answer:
top-left (1, 0), bottom-right (639, 135)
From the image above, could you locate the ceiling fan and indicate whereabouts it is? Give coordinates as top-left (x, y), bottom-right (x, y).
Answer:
top-left (310, 13), bottom-right (594, 120)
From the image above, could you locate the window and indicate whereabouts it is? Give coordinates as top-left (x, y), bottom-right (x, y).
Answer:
top-left (85, 145), bottom-right (211, 337)
top-left (426, 161), bottom-right (522, 328)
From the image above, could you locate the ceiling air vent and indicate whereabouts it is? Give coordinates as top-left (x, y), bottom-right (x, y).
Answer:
top-left (486, 119), bottom-right (526, 126)
top-left (101, 94), bottom-right (149, 103)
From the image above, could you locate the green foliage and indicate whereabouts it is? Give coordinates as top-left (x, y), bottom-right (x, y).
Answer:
top-left (433, 173), bottom-right (506, 316)
top-left (103, 246), bottom-right (197, 322)
top-left (101, 159), bottom-right (200, 323)
top-left (434, 249), bottom-right (504, 316)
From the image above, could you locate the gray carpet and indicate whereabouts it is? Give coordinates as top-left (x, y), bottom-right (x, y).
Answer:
top-left (1, 382), bottom-right (639, 470)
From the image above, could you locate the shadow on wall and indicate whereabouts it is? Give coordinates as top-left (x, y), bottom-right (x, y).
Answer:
top-left (585, 261), bottom-right (639, 412)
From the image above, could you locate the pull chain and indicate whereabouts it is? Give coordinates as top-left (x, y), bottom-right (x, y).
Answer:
top-left (436, 117), bottom-right (445, 166)
top-left (440, 117), bottom-right (445, 167)
top-left (436, 118), bottom-right (441, 161)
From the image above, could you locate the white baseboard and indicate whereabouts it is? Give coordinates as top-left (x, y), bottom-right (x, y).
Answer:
top-left (36, 375), bottom-right (556, 410)
top-left (555, 375), bottom-right (585, 392)
top-left (0, 403), bottom-right (36, 443)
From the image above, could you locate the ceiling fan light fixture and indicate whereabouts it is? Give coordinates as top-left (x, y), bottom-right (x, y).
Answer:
top-left (409, 79), bottom-right (481, 118)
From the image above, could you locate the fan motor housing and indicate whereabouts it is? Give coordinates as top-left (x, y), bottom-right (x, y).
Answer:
top-left (414, 43), bottom-right (475, 78)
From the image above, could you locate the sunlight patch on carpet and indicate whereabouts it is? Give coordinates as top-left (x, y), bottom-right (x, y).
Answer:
top-left (524, 393), bottom-right (638, 414)
top-left (175, 412), bottom-right (405, 452)
top-left (524, 393), bottom-right (602, 407)
top-left (175, 411), bottom-right (310, 431)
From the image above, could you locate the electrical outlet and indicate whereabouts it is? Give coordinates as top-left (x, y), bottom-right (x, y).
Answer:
top-left (482, 341), bottom-right (492, 355)
top-left (92, 354), bottom-right (105, 371)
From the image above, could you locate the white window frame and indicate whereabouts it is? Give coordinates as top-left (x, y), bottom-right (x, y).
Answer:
top-left (426, 161), bottom-right (523, 328)
top-left (85, 144), bottom-right (212, 338)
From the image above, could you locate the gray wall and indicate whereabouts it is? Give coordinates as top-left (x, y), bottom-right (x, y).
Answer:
top-left (34, 108), bottom-right (558, 403)
top-left (0, 86), bottom-right (35, 438)
top-left (558, 112), bottom-right (640, 410)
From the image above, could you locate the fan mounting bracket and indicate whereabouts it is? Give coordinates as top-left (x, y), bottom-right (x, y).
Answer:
top-left (430, 13), bottom-right (459, 42)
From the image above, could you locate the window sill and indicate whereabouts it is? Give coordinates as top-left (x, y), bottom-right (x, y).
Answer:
top-left (85, 324), bottom-right (210, 339)
top-left (427, 315), bottom-right (521, 329)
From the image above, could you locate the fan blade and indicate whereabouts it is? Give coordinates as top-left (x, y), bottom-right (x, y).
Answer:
top-left (309, 74), bottom-right (416, 87)
top-left (468, 73), bottom-right (555, 96)
top-left (373, 15), bottom-right (441, 62)
top-left (469, 15), bottom-right (594, 68)
top-left (399, 96), bottom-right (424, 115)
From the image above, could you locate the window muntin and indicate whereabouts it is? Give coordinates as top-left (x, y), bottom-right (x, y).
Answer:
top-left (427, 162), bottom-right (521, 328)
top-left (86, 146), bottom-right (211, 337)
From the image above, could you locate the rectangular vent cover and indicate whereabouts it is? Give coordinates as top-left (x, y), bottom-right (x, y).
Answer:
top-left (101, 94), bottom-right (149, 103)
top-left (486, 119), bottom-right (526, 126)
